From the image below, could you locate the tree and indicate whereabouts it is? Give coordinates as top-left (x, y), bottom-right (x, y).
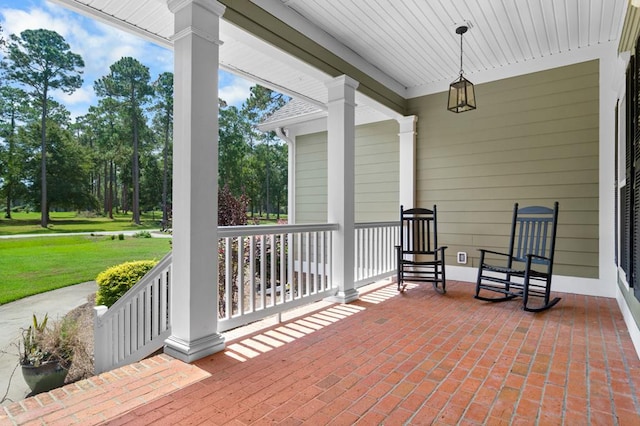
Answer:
top-left (218, 104), bottom-right (250, 196)
top-left (151, 72), bottom-right (173, 230)
top-left (1, 29), bottom-right (84, 227)
top-left (243, 86), bottom-right (287, 124)
top-left (0, 85), bottom-right (29, 218)
top-left (89, 97), bottom-right (129, 218)
top-left (21, 121), bottom-right (95, 212)
top-left (269, 142), bottom-right (288, 219)
top-left (241, 86), bottom-right (288, 218)
top-left (94, 57), bottom-right (152, 225)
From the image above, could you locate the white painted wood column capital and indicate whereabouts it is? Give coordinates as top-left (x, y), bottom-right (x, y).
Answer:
top-left (398, 115), bottom-right (417, 209)
top-left (324, 75), bottom-right (359, 304)
top-left (165, 0), bottom-right (225, 363)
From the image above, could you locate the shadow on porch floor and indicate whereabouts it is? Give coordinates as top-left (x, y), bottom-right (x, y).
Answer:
top-left (2, 280), bottom-right (639, 425)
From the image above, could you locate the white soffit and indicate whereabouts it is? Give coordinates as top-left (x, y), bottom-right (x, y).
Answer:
top-left (50, 0), bottom-right (629, 104)
top-left (270, 0), bottom-right (629, 97)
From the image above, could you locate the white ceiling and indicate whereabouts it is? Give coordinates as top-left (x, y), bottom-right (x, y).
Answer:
top-left (51, 0), bottom-right (629, 119)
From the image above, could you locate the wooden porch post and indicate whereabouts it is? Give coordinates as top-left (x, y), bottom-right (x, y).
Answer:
top-left (164, 0), bottom-right (225, 362)
top-left (398, 115), bottom-right (417, 209)
top-left (325, 75), bottom-right (359, 303)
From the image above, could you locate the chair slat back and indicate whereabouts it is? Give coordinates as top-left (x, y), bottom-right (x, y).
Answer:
top-left (399, 206), bottom-right (438, 254)
top-left (511, 203), bottom-right (559, 265)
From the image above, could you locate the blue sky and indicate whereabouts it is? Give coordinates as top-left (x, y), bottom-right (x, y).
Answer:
top-left (0, 0), bottom-right (253, 118)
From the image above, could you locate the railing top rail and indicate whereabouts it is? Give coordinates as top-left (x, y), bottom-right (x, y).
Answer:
top-left (355, 221), bottom-right (399, 229)
top-left (218, 223), bottom-right (339, 237)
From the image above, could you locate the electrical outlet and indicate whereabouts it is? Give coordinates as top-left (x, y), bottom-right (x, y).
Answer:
top-left (457, 252), bottom-right (467, 264)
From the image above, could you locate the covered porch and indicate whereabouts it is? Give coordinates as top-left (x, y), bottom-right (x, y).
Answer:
top-left (26, 0), bottom-right (640, 422)
top-left (3, 280), bottom-right (639, 424)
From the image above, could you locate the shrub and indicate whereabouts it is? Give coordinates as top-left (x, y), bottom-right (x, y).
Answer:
top-left (217, 185), bottom-right (250, 317)
top-left (95, 260), bottom-right (158, 307)
top-left (118, 233), bottom-right (125, 240)
top-left (133, 231), bottom-right (152, 238)
top-left (218, 184), bottom-right (249, 226)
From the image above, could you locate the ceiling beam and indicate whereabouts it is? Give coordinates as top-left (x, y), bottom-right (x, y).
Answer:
top-left (219, 0), bottom-right (407, 115)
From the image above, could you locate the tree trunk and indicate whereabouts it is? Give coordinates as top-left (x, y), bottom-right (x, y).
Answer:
top-left (265, 161), bottom-right (270, 220)
top-left (114, 165), bottom-right (119, 214)
top-left (102, 161), bottom-right (108, 214)
top-left (5, 112), bottom-right (16, 219)
top-left (108, 160), bottom-right (114, 219)
top-left (162, 118), bottom-right (169, 230)
top-left (132, 105), bottom-right (140, 225)
top-left (122, 183), bottom-right (128, 215)
top-left (40, 89), bottom-right (48, 228)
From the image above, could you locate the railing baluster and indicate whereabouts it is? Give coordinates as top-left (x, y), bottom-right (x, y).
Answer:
top-left (260, 234), bottom-right (267, 309)
top-left (249, 236), bottom-right (255, 312)
top-left (160, 270), bottom-right (168, 333)
top-left (238, 236), bottom-right (245, 315)
top-left (124, 302), bottom-right (131, 356)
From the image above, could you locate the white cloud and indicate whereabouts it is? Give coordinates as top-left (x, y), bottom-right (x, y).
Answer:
top-left (219, 75), bottom-right (253, 107)
top-left (0, 1), bottom-right (173, 118)
top-left (54, 86), bottom-right (94, 106)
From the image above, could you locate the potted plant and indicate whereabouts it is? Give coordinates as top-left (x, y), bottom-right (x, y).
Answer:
top-left (20, 314), bottom-right (79, 394)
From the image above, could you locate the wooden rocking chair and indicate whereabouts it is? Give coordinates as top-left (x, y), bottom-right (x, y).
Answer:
top-left (475, 202), bottom-right (560, 312)
top-left (396, 205), bottom-right (447, 293)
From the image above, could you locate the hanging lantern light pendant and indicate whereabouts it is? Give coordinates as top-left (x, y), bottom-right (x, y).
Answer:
top-left (447, 25), bottom-right (476, 113)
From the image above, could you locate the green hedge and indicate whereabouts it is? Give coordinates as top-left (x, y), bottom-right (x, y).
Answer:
top-left (95, 260), bottom-right (158, 307)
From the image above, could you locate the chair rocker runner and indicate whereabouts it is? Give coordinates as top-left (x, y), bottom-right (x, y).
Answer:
top-left (396, 205), bottom-right (447, 293)
top-left (475, 202), bottom-right (560, 312)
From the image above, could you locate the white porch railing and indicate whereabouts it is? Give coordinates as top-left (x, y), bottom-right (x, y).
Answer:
top-left (354, 221), bottom-right (399, 288)
top-left (217, 223), bottom-right (339, 332)
top-left (94, 221), bottom-right (399, 373)
top-left (94, 252), bottom-right (172, 374)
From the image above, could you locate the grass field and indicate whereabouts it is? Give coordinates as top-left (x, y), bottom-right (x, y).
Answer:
top-left (0, 211), bottom-right (162, 235)
top-left (0, 235), bottom-right (171, 305)
top-left (0, 210), bottom-right (286, 304)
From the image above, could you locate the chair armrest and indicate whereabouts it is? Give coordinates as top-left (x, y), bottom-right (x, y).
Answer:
top-left (526, 253), bottom-right (550, 262)
top-left (478, 248), bottom-right (510, 258)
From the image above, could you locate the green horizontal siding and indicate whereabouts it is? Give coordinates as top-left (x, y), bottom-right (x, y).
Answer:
top-left (408, 60), bottom-right (599, 278)
top-left (295, 120), bottom-right (399, 224)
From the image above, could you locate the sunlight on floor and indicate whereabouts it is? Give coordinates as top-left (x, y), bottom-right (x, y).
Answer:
top-left (222, 284), bottom-right (401, 362)
top-left (360, 283), bottom-right (417, 304)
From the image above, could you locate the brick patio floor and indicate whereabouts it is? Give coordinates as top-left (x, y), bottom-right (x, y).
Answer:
top-left (1, 280), bottom-right (639, 425)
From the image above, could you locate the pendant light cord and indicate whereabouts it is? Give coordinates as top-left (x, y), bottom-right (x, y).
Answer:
top-left (459, 31), bottom-right (464, 76)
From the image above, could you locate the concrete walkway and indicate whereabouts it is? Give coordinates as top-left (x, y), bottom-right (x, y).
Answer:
top-left (0, 230), bottom-right (171, 239)
top-left (0, 281), bottom-right (97, 406)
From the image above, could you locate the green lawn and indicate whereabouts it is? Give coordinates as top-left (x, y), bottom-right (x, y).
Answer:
top-left (0, 235), bottom-right (171, 305)
top-left (0, 210), bottom-right (285, 304)
top-left (0, 211), bottom-right (163, 235)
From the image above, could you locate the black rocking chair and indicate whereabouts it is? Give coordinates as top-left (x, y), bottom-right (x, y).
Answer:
top-left (396, 205), bottom-right (447, 293)
top-left (475, 202), bottom-right (560, 312)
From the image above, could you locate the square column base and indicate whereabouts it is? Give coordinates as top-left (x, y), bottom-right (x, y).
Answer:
top-left (164, 333), bottom-right (225, 363)
top-left (325, 288), bottom-right (359, 304)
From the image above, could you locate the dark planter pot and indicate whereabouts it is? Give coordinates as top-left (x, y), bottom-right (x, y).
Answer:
top-left (21, 361), bottom-right (69, 395)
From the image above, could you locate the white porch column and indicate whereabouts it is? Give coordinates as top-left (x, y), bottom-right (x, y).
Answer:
top-left (398, 115), bottom-right (417, 208)
top-left (165, 0), bottom-right (225, 362)
top-left (325, 75), bottom-right (359, 303)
